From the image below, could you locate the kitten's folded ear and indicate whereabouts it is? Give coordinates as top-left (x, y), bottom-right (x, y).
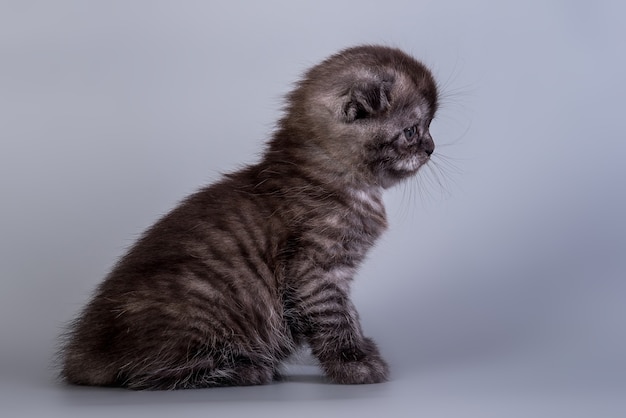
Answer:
top-left (342, 75), bottom-right (394, 123)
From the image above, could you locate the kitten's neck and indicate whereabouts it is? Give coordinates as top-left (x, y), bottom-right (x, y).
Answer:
top-left (265, 130), bottom-right (380, 193)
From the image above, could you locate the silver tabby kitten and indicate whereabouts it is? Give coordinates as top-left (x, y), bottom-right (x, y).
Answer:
top-left (60, 45), bottom-right (438, 390)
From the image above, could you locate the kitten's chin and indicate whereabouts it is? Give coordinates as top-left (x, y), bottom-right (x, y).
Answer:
top-left (378, 156), bottom-right (429, 188)
top-left (393, 154), bottom-right (430, 176)
top-left (393, 155), bottom-right (427, 173)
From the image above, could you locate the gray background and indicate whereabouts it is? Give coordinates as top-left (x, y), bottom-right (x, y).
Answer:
top-left (1, 1), bottom-right (625, 416)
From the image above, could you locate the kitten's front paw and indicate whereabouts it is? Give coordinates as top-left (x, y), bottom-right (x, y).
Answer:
top-left (322, 338), bottom-right (389, 384)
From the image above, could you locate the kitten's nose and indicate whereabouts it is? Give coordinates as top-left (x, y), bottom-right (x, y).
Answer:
top-left (421, 133), bottom-right (435, 156)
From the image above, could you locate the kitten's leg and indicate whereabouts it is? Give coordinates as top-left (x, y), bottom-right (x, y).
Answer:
top-left (297, 282), bottom-right (389, 384)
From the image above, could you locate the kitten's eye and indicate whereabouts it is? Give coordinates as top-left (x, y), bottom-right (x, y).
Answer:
top-left (403, 125), bottom-right (418, 141)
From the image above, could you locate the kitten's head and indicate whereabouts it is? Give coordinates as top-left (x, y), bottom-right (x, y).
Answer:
top-left (278, 45), bottom-right (438, 189)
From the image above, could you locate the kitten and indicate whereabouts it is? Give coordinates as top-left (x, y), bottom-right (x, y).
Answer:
top-left (60, 45), bottom-right (438, 390)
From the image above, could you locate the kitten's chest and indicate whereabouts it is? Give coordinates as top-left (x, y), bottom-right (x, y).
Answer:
top-left (346, 187), bottom-right (388, 236)
top-left (296, 192), bottom-right (387, 260)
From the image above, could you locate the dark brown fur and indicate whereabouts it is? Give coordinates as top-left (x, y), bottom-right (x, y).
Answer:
top-left (60, 45), bottom-right (438, 390)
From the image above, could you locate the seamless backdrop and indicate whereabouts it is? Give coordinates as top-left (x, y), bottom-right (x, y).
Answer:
top-left (1, 1), bottom-right (625, 417)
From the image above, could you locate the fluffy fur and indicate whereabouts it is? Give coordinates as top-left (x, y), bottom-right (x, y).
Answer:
top-left (60, 45), bottom-right (438, 390)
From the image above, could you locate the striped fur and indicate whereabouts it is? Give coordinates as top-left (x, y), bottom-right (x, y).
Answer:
top-left (60, 45), bottom-right (438, 389)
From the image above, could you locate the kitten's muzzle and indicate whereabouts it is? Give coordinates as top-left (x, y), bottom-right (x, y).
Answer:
top-left (420, 133), bottom-right (435, 156)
